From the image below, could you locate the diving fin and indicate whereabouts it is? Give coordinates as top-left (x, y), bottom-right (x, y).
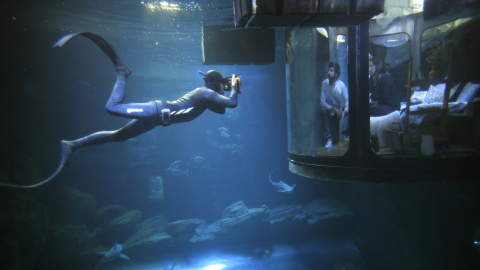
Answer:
top-left (53, 32), bottom-right (130, 73)
top-left (0, 141), bottom-right (72, 189)
top-left (0, 32), bottom-right (131, 189)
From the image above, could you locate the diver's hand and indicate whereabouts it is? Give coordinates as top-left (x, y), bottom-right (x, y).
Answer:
top-left (231, 74), bottom-right (237, 88)
top-left (231, 74), bottom-right (241, 94)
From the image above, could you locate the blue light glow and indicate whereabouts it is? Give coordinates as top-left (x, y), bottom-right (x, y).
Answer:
top-left (204, 264), bottom-right (225, 270)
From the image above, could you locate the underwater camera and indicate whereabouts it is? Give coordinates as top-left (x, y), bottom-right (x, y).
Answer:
top-left (222, 75), bottom-right (242, 92)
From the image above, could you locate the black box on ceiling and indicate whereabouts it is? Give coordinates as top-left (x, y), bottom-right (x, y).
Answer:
top-left (202, 25), bottom-right (275, 65)
top-left (233, 0), bottom-right (385, 27)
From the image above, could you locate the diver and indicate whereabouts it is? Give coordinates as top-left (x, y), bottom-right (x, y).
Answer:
top-left (0, 32), bottom-right (240, 188)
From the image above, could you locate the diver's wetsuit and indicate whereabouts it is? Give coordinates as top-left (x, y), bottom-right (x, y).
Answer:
top-left (0, 31), bottom-right (238, 189)
top-left (88, 73), bottom-right (237, 148)
top-left (74, 75), bottom-right (238, 148)
top-left (106, 78), bottom-right (235, 122)
top-left (63, 32), bottom-right (237, 149)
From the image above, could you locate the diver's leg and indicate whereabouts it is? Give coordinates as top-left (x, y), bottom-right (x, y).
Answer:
top-left (64, 119), bottom-right (158, 151)
top-left (8, 120), bottom-right (159, 189)
top-left (54, 32), bottom-right (159, 119)
top-left (104, 75), bottom-right (159, 119)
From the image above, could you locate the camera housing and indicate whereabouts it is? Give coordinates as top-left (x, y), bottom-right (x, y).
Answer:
top-left (222, 75), bottom-right (242, 91)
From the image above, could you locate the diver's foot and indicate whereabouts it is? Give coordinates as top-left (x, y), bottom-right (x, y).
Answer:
top-left (115, 63), bottom-right (132, 79)
top-left (60, 140), bottom-right (74, 165)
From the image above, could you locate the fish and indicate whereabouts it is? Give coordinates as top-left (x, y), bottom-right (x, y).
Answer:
top-left (268, 170), bottom-right (295, 193)
top-left (166, 160), bottom-right (189, 176)
top-left (191, 156), bottom-right (205, 164)
top-left (96, 240), bottom-right (129, 266)
top-left (218, 127), bottom-right (230, 138)
top-left (166, 160), bottom-right (183, 170)
top-left (220, 131), bottom-right (230, 138)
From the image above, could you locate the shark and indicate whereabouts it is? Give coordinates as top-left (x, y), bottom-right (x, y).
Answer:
top-left (218, 127), bottom-right (230, 138)
top-left (165, 160), bottom-right (189, 176)
top-left (268, 170), bottom-right (296, 193)
top-left (96, 240), bottom-right (130, 266)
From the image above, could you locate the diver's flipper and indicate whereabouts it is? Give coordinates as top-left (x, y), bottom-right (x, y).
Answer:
top-left (53, 32), bottom-right (130, 73)
top-left (0, 141), bottom-right (72, 189)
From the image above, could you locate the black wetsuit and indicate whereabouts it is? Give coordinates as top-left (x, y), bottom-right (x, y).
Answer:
top-left (0, 31), bottom-right (238, 189)
top-left (65, 32), bottom-right (238, 149)
top-left (77, 75), bottom-right (239, 147)
top-left (107, 77), bottom-right (236, 122)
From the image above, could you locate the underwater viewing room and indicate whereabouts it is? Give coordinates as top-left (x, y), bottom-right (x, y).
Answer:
top-left (1, 0), bottom-right (480, 269)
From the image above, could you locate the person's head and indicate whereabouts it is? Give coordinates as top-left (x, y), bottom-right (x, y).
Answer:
top-left (203, 70), bottom-right (225, 94)
top-left (327, 61), bottom-right (341, 83)
top-left (429, 70), bottom-right (444, 85)
top-left (371, 58), bottom-right (387, 76)
top-left (369, 60), bottom-right (375, 78)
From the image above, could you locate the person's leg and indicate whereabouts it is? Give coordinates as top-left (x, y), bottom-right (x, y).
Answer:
top-left (63, 119), bottom-right (158, 152)
top-left (56, 32), bottom-right (160, 120)
top-left (58, 119), bottom-right (157, 176)
top-left (329, 115), bottom-right (339, 144)
top-left (342, 114), bottom-right (349, 140)
top-left (12, 120), bottom-right (158, 189)
top-left (321, 108), bottom-right (333, 146)
top-left (13, 32), bottom-right (162, 188)
top-left (103, 42), bottom-right (159, 120)
top-left (104, 74), bottom-right (159, 119)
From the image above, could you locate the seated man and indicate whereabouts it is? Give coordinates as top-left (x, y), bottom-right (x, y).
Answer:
top-left (369, 58), bottom-right (400, 116)
top-left (320, 61), bottom-right (349, 148)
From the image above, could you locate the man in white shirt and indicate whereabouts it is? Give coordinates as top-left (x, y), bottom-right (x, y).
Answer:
top-left (320, 62), bottom-right (349, 148)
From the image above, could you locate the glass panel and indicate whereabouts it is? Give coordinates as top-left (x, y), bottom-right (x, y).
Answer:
top-left (369, 33), bottom-right (411, 155)
top-left (368, 16), bottom-right (480, 157)
top-left (286, 28), bottom-right (322, 156)
top-left (286, 27), bottom-right (349, 157)
top-left (412, 17), bottom-right (480, 155)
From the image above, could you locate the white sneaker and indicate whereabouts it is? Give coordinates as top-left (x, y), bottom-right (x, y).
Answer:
top-left (325, 138), bottom-right (332, 149)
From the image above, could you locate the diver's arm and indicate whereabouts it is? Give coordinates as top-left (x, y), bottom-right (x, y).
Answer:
top-left (341, 82), bottom-right (349, 113)
top-left (227, 74), bottom-right (238, 106)
top-left (205, 74), bottom-right (238, 108)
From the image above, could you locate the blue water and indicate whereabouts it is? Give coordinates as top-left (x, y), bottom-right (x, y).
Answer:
top-left (2, 1), bottom-right (480, 270)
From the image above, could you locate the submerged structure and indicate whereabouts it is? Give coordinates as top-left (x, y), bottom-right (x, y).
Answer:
top-left (229, 0), bottom-right (480, 182)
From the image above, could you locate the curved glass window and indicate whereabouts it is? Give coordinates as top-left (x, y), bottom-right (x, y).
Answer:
top-left (415, 17), bottom-right (480, 156)
top-left (368, 33), bottom-right (411, 155)
top-left (286, 27), bottom-right (349, 157)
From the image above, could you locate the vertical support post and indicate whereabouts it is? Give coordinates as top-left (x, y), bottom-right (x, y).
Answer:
top-left (347, 26), bottom-right (358, 154)
top-left (329, 27), bottom-right (338, 62)
top-left (406, 56), bottom-right (412, 132)
top-left (348, 20), bottom-right (370, 175)
top-left (412, 13), bottom-right (423, 76)
top-left (404, 56), bottom-right (413, 150)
